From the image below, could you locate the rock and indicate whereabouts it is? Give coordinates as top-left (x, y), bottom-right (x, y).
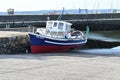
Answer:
top-left (21, 39), bottom-right (27, 45)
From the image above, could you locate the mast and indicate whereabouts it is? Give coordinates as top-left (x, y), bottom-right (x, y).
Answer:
top-left (57, 7), bottom-right (64, 20)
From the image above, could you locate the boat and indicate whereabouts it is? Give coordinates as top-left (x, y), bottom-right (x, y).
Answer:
top-left (28, 20), bottom-right (87, 54)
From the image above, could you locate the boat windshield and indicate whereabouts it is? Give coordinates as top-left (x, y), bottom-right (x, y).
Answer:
top-left (58, 22), bottom-right (64, 30)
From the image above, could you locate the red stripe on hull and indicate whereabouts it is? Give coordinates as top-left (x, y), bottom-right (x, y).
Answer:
top-left (30, 45), bottom-right (81, 54)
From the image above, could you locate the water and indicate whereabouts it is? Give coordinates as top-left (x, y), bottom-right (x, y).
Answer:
top-left (75, 30), bottom-right (120, 54)
top-left (88, 30), bottom-right (120, 42)
top-left (75, 46), bottom-right (120, 55)
top-left (75, 47), bottom-right (120, 54)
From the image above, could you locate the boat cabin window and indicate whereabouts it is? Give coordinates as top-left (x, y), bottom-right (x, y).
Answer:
top-left (47, 22), bottom-right (53, 28)
top-left (66, 24), bottom-right (71, 32)
top-left (58, 22), bottom-right (64, 30)
top-left (53, 22), bottom-right (57, 27)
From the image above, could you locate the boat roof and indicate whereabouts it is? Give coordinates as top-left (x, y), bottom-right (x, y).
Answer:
top-left (47, 20), bottom-right (72, 25)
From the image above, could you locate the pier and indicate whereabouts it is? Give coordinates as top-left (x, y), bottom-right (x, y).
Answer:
top-left (0, 13), bottom-right (120, 30)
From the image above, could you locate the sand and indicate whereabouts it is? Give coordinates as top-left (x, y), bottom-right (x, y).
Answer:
top-left (0, 52), bottom-right (120, 80)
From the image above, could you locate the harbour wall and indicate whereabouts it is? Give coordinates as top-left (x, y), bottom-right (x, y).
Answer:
top-left (0, 13), bottom-right (120, 30)
top-left (0, 34), bottom-right (29, 54)
top-left (0, 29), bottom-right (31, 54)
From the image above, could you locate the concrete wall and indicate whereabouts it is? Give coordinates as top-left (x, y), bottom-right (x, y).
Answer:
top-left (0, 13), bottom-right (120, 30)
top-left (0, 13), bottom-right (120, 22)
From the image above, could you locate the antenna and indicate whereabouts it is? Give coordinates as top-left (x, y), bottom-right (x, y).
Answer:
top-left (111, 0), bottom-right (113, 13)
top-left (57, 7), bottom-right (64, 20)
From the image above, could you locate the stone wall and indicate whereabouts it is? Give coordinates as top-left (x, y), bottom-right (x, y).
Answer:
top-left (0, 33), bottom-right (30, 54)
top-left (0, 13), bottom-right (120, 22)
top-left (0, 13), bottom-right (120, 28)
top-left (0, 13), bottom-right (120, 30)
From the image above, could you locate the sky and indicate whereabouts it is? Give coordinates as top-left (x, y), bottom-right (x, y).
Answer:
top-left (0, 0), bottom-right (120, 12)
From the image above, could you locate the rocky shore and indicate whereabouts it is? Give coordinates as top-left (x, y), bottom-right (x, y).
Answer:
top-left (0, 31), bottom-right (29, 54)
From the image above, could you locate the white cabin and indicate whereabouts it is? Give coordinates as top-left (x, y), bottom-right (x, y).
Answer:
top-left (45, 21), bottom-right (72, 38)
top-left (35, 20), bottom-right (84, 39)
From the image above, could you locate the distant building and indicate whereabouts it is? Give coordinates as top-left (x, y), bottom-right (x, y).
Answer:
top-left (7, 8), bottom-right (14, 15)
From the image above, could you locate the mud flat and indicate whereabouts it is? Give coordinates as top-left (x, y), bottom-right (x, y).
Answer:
top-left (0, 52), bottom-right (120, 80)
top-left (0, 31), bottom-right (29, 54)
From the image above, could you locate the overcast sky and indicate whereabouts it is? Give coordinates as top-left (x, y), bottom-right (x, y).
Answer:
top-left (0, 0), bottom-right (119, 12)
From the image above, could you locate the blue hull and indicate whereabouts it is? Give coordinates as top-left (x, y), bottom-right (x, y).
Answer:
top-left (28, 33), bottom-right (87, 53)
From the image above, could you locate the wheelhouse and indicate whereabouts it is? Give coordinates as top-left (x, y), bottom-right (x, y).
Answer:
top-left (46, 21), bottom-right (72, 32)
top-left (46, 21), bottom-right (72, 38)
